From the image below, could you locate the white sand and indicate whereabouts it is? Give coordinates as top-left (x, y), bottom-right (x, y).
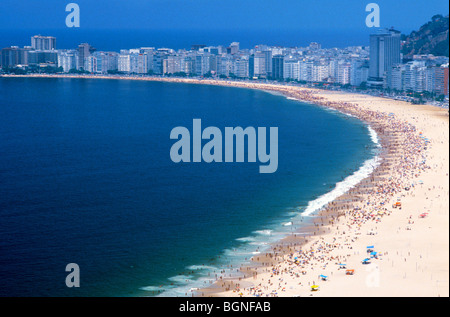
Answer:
top-left (210, 88), bottom-right (449, 297)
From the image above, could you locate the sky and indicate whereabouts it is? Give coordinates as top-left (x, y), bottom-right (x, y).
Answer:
top-left (0, 1), bottom-right (448, 49)
top-left (1, 0), bottom-right (448, 32)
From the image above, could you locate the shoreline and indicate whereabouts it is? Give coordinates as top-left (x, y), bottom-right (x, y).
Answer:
top-left (1, 74), bottom-right (448, 297)
top-left (200, 83), bottom-right (449, 297)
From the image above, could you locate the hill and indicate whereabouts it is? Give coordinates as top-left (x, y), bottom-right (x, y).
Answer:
top-left (401, 14), bottom-right (449, 58)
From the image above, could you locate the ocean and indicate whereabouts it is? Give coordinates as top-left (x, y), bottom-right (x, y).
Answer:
top-left (0, 77), bottom-right (378, 296)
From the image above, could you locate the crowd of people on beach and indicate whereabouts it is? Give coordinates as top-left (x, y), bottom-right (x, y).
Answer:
top-left (200, 84), bottom-right (432, 297)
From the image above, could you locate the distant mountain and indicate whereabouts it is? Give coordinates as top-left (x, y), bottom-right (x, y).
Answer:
top-left (401, 14), bottom-right (449, 58)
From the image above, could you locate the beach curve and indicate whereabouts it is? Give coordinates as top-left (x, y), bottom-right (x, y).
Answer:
top-left (2, 74), bottom-right (448, 297)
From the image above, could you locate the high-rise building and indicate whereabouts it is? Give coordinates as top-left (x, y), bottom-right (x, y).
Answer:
top-left (86, 52), bottom-right (118, 73)
top-left (272, 55), bottom-right (284, 80)
top-left (299, 61), bottom-right (309, 82)
top-left (164, 55), bottom-right (182, 74)
top-left (368, 28), bottom-right (401, 86)
top-left (337, 61), bottom-right (351, 85)
top-left (434, 64), bottom-right (449, 96)
top-left (128, 53), bottom-right (148, 74)
top-left (283, 59), bottom-right (300, 81)
top-left (229, 42), bottom-right (240, 55)
top-left (385, 64), bottom-right (404, 91)
top-left (350, 60), bottom-right (369, 86)
top-left (58, 50), bottom-right (78, 72)
top-left (193, 53), bottom-right (211, 75)
top-left (77, 43), bottom-right (95, 71)
top-left (140, 48), bottom-right (155, 73)
top-left (263, 50), bottom-right (272, 78)
top-left (300, 61), bottom-right (314, 82)
top-left (233, 57), bottom-right (249, 78)
top-left (181, 55), bottom-right (195, 75)
top-left (250, 51), bottom-right (267, 78)
top-left (118, 53), bottom-right (131, 73)
top-left (1, 47), bottom-right (30, 68)
top-left (217, 55), bottom-right (233, 77)
top-left (31, 35), bottom-right (56, 51)
top-left (403, 61), bottom-right (427, 92)
top-left (152, 54), bottom-right (164, 75)
top-left (27, 50), bottom-right (58, 66)
top-left (312, 62), bottom-right (329, 82)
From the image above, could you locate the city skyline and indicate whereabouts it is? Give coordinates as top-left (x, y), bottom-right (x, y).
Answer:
top-left (1, 26), bottom-right (448, 100)
top-left (1, 5), bottom-right (449, 103)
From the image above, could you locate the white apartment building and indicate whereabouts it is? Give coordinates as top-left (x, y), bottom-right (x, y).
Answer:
top-left (58, 50), bottom-right (78, 72)
top-left (118, 54), bottom-right (131, 73)
top-left (233, 58), bottom-right (249, 78)
top-left (312, 63), bottom-right (329, 82)
top-left (283, 59), bottom-right (300, 81)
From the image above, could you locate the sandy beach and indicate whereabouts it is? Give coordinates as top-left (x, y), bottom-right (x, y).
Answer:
top-left (198, 81), bottom-right (449, 297)
top-left (2, 74), bottom-right (449, 297)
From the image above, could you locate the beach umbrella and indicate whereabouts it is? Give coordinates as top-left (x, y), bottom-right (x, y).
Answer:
top-left (362, 258), bottom-right (371, 264)
top-left (319, 275), bottom-right (328, 281)
top-left (311, 285), bottom-right (319, 291)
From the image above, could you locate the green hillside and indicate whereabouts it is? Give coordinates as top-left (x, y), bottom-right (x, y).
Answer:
top-left (401, 14), bottom-right (449, 58)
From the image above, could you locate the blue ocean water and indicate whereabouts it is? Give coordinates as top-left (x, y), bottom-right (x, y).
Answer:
top-left (0, 77), bottom-right (377, 296)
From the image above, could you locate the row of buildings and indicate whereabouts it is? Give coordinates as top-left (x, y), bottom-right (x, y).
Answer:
top-left (384, 57), bottom-right (449, 95)
top-left (55, 42), bottom-right (367, 86)
top-left (1, 33), bottom-right (449, 97)
top-left (369, 29), bottom-right (449, 96)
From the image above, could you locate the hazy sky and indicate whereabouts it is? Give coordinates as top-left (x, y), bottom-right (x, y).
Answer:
top-left (1, 0), bottom-right (448, 33)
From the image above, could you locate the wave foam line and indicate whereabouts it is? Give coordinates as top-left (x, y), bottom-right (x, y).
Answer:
top-left (368, 126), bottom-right (381, 147)
top-left (302, 124), bottom-right (381, 217)
top-left (302, 154), bottom-right (381, 217)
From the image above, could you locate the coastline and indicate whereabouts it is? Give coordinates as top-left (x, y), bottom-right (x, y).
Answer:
top-left (1, 74), bottom-right (448, 297)
top-left (202, 82), bottom-right (449, 297)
